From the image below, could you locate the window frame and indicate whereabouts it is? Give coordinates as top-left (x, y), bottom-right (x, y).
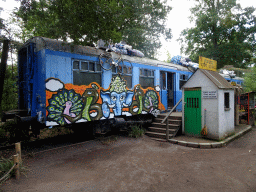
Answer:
top-left (224, 92), bottom-right (230, 110)
top-left (112, 64), bottom-right (133, 89)
top-left (179, 73), bottom-right (188, 90)
top-left (139, 68), bottom-right (155, 88)
top-left (72, 59), bottom-right (102, 86)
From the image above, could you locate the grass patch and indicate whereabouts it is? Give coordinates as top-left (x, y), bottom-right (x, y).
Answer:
top-left (99, 135), bottom-right (118, 145)
top-left (0, 157), bottom-right (28, 184)
top-left (128, 124), bottom-right (146, 138)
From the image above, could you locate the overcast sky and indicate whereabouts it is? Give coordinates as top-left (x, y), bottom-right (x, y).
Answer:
top-left (1, 0), bottom-right (256, 62)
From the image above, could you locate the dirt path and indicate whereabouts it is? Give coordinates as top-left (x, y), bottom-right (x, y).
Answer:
top-left (1, 128), bottom-right (256, 192)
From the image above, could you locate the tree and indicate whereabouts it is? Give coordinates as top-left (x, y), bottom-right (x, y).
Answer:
top-left (0, 64), bottom-right (18, 113)
top-left (15, 0), bottom-right (172, 58)
top-left (244, 63), bottom-right (256, 92)
top-left (178, 0), bottom-right (256, 69)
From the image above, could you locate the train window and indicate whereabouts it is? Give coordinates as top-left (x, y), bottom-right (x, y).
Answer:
top-left (128, 67), bottom-right (132, 74)
top-left (123, 66), bottom-right (128, 74)
top-left (179, 74), bottom-right (188, 89)
top-left (139, 68), bottom-right (155, 88)
top-left (96, 63), bottom-right (102, 72)
top-left (73, 61), bottom-right (80, 70)
top-left (112, 64), bottom-right (133, 89)
top-left (89, 62), bottom-right (95, 71)
top-left (72, 60), bottom-right (102, 86)
top-left (81, 61), bottom-right (88, 70)
top-left (161, 72), bottom-right (166, 90)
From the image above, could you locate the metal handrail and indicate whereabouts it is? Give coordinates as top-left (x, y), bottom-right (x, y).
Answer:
top-left (161, 98), bottom-right (182, 124)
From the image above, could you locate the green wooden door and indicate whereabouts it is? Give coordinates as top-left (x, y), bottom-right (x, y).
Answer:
top-left (184, 89), bottom-right (201, 136)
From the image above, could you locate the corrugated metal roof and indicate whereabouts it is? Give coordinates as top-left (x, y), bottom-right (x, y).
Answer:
top-left (200, 69), bottom-right (234, 89)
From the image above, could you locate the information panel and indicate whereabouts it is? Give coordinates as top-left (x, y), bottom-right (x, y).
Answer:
top-left (202, 91), bottom-right (217, 99)
top-left (199, 56), bottom-right (217, 71)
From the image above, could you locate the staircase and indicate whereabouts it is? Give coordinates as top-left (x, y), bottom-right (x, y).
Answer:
top-left (145, 112), bottom-right (182, 142)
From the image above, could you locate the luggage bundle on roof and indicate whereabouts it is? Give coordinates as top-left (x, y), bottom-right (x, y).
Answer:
top-left (97, 39), bottom-right (144, 57)
top-left (171, 55), bottom-right (199, 70)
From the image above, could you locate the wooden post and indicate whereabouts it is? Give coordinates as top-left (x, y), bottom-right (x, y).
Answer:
top-left (13, 154), bottom-right (20, 180)
top-left (166, 118), bottom-right (169, 141)
top-left (15, 142), bottom-right (22, 163)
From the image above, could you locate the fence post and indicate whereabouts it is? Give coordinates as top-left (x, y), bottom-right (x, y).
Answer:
top-left (13, 154), bottom-right (20, 180)
top-left (166, 118), bottom-right (169, 141)
top-left (15, 142), bottom-right (22, 163)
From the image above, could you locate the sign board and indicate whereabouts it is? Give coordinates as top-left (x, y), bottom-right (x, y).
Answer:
top-left (202, 91), bottom-right (217, 99)
top-left (199, 56), bottom-right (217, 71)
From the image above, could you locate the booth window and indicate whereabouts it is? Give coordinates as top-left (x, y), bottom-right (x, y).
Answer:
top-left (112, 65), bottom-right (132, 89)
top-left (180, 74), bottom-right (188, 89)
top-left (224, 92), bottom-right (230, 110)
top-left (140, 68), bottom-right (155, 88)
top-left (72, 60), bottom-right (102, 86)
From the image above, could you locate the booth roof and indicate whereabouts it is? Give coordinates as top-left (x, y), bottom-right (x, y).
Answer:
top-left (200, 69), bottom-right (234, 89)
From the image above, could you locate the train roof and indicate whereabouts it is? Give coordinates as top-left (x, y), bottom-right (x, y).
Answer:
top-left (22, 36), bottom-right (190, 72)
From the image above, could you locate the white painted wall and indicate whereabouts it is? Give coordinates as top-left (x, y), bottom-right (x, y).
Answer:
top-left (218, 90), bottom-right (235, 139)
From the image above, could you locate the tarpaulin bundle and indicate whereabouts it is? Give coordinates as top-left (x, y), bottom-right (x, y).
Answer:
top-left (107, 42), bottom-right (144, 57)
top-left (171, 55), bottom-right (182, 65)
top-left (171, 55), bottom-right (199, 70)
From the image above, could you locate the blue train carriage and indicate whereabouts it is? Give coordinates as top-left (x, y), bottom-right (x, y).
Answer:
top-left (219, 73), bottom-right (244, 86)
top-left (3, 37), bottom-right (192, 136)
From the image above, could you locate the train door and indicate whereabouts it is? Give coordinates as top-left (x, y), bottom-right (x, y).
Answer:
top-left (160, 71), bottom-right (174, 110)
top-left (18, 43), bottom-right (35, 112)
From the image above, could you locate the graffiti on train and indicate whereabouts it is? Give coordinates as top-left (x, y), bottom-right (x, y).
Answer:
top-left (45, 76), bottom-right (165, 126)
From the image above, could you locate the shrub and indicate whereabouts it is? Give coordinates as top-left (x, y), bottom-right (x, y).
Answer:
top-left (0, 65), bottom-right (18, 118)
top-left (0, 128), bottom-right (8, 141)
top-left (0, 120), bottom-right (30, 143)
top-left (0, 157), bottom-right (15, 183)
top-left (128, 124), bottom-right (146, 138)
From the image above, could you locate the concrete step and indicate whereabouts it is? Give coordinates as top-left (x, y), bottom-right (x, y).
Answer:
top-left (151, 122), bottom-right (180, 129)
top-left (148, 127), bottom-right (177, 134)
top-left (145, 131), bottom-right (173, 139)
top-left (155, 115), bottom-right (182, 121)
top-left (153, 118), bottom-right (182, 125)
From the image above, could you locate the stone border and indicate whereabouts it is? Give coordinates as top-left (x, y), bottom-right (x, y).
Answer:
top-left (168, 125), bottom-right (252, 148)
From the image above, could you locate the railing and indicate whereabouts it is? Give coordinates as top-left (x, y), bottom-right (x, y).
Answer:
top-left (161, 98), bottom-right (182, 141)
top-left (161, 98), bottom-right (182, 124)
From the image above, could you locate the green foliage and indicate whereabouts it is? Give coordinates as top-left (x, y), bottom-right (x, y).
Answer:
top-left (99, 135), bottom-right (118, 145)
top-left (0, 157), bottom-right (15, 182)
top-left (0, 157), bottom-right (28, 184)
top-left (15, 0), bottom-right (172, 58)
top-left (244, 65), bottom-right (256, 92)
top-left (0, 65), bottom-right (18, 114)
top-left (0, 128), bottom-right (8, 141)
top-left (128, 124), bottom-right (146, 138)
top-left (162, 49), bottom-right (172, 63)
top-left (179, 0), bottom-right (256, 69)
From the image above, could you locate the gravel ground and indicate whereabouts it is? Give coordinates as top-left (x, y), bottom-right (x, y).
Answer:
top-left (1, 127), bottom-right (256, 192)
